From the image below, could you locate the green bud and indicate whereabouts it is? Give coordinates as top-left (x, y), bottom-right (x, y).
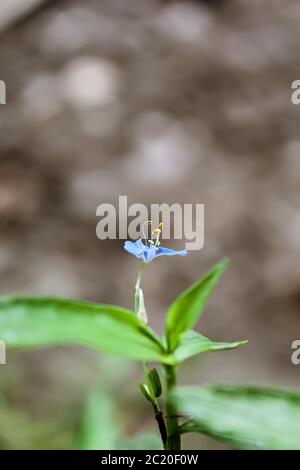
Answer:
top-left (135, 287), bottom-right (148, 324)
top-left (148, 368), bottom-right (162, 398)
top-left (139, 383), bottom-right (153, 403)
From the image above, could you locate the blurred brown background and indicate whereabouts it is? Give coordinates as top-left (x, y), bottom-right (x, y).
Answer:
top-left (0, 0), bottom-right (299, 449)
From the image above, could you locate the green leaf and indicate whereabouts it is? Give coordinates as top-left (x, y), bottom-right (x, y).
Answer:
top-left (166, 259), bottom-right (228, 351)
top-left (174, 385), bottom-right (300, 450)
top-left (0, 296), bottom-right (171, 363)
top-left (174, 331), bottom-right (247, 363)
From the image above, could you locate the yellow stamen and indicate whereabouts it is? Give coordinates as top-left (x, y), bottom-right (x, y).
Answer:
top-left (152, 222), bottom-right (163, 234)
top-left (151, 222), bottom-right (163, 247)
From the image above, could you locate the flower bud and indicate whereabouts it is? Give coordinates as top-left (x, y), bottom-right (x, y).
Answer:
top-left (139, 383), bottom-right (153, 403)
top-left (148, 368), bottom-right (162, 398)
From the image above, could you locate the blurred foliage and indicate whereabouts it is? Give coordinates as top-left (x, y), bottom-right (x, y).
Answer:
top-left (176, 386), bottom-right (300, 450)
top-left (0, 353), bottom-right (142, 449)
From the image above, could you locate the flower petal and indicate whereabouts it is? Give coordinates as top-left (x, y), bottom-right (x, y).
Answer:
top-left (124, 239), bottom-right (188, 262)
top-left (144, 245), bottom-right (159, 262)
top-left (155, 247), bottom-right (189, 258)
top-left (135, 239), bottom-right (146, 249)
top-left (124, 241), bottom-right (144, 259)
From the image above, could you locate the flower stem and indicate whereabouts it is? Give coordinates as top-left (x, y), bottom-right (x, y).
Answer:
top-left (164, 365), bottom-right (181, 450)
top-left (134, 262), bottom-right (146, 313)
top-left (134, 262), bottom-right (148, 323)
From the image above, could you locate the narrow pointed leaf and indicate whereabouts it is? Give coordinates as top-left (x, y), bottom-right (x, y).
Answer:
top-left (174, 386), bottom-right (300, 450)
top-left (0, 296), bottom-right (170, 363)
top-left (174, 331), bottom-right (247, 363)
top-left (166, 259), bottom-right (228, 351)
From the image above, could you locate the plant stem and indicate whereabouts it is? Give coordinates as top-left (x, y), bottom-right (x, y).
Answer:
top-left (152, 402), bottom-right (168, 450)
top-left (141, 363), bottom-right (168, 449)
top-left (134, 262), bottom-right (146, 313)
top-left (135, 263), bottom-right (180, 449)
top-left (164, 365), bottom-right (181, 450)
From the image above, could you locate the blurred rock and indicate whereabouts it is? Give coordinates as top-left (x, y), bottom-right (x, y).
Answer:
top-left (60, 57), bottom-right (121, 109)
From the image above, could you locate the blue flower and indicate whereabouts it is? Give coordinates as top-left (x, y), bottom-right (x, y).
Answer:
top-left (124, 239), bottom-right (188, 263)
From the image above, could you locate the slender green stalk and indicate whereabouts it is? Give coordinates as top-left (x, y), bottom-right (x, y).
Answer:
top-left (164, 365), bottom-right (181, 450)
top-left (136, 264), bottom-right (168, 447)
top-left (134, 263), bottom-right (146, 313)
